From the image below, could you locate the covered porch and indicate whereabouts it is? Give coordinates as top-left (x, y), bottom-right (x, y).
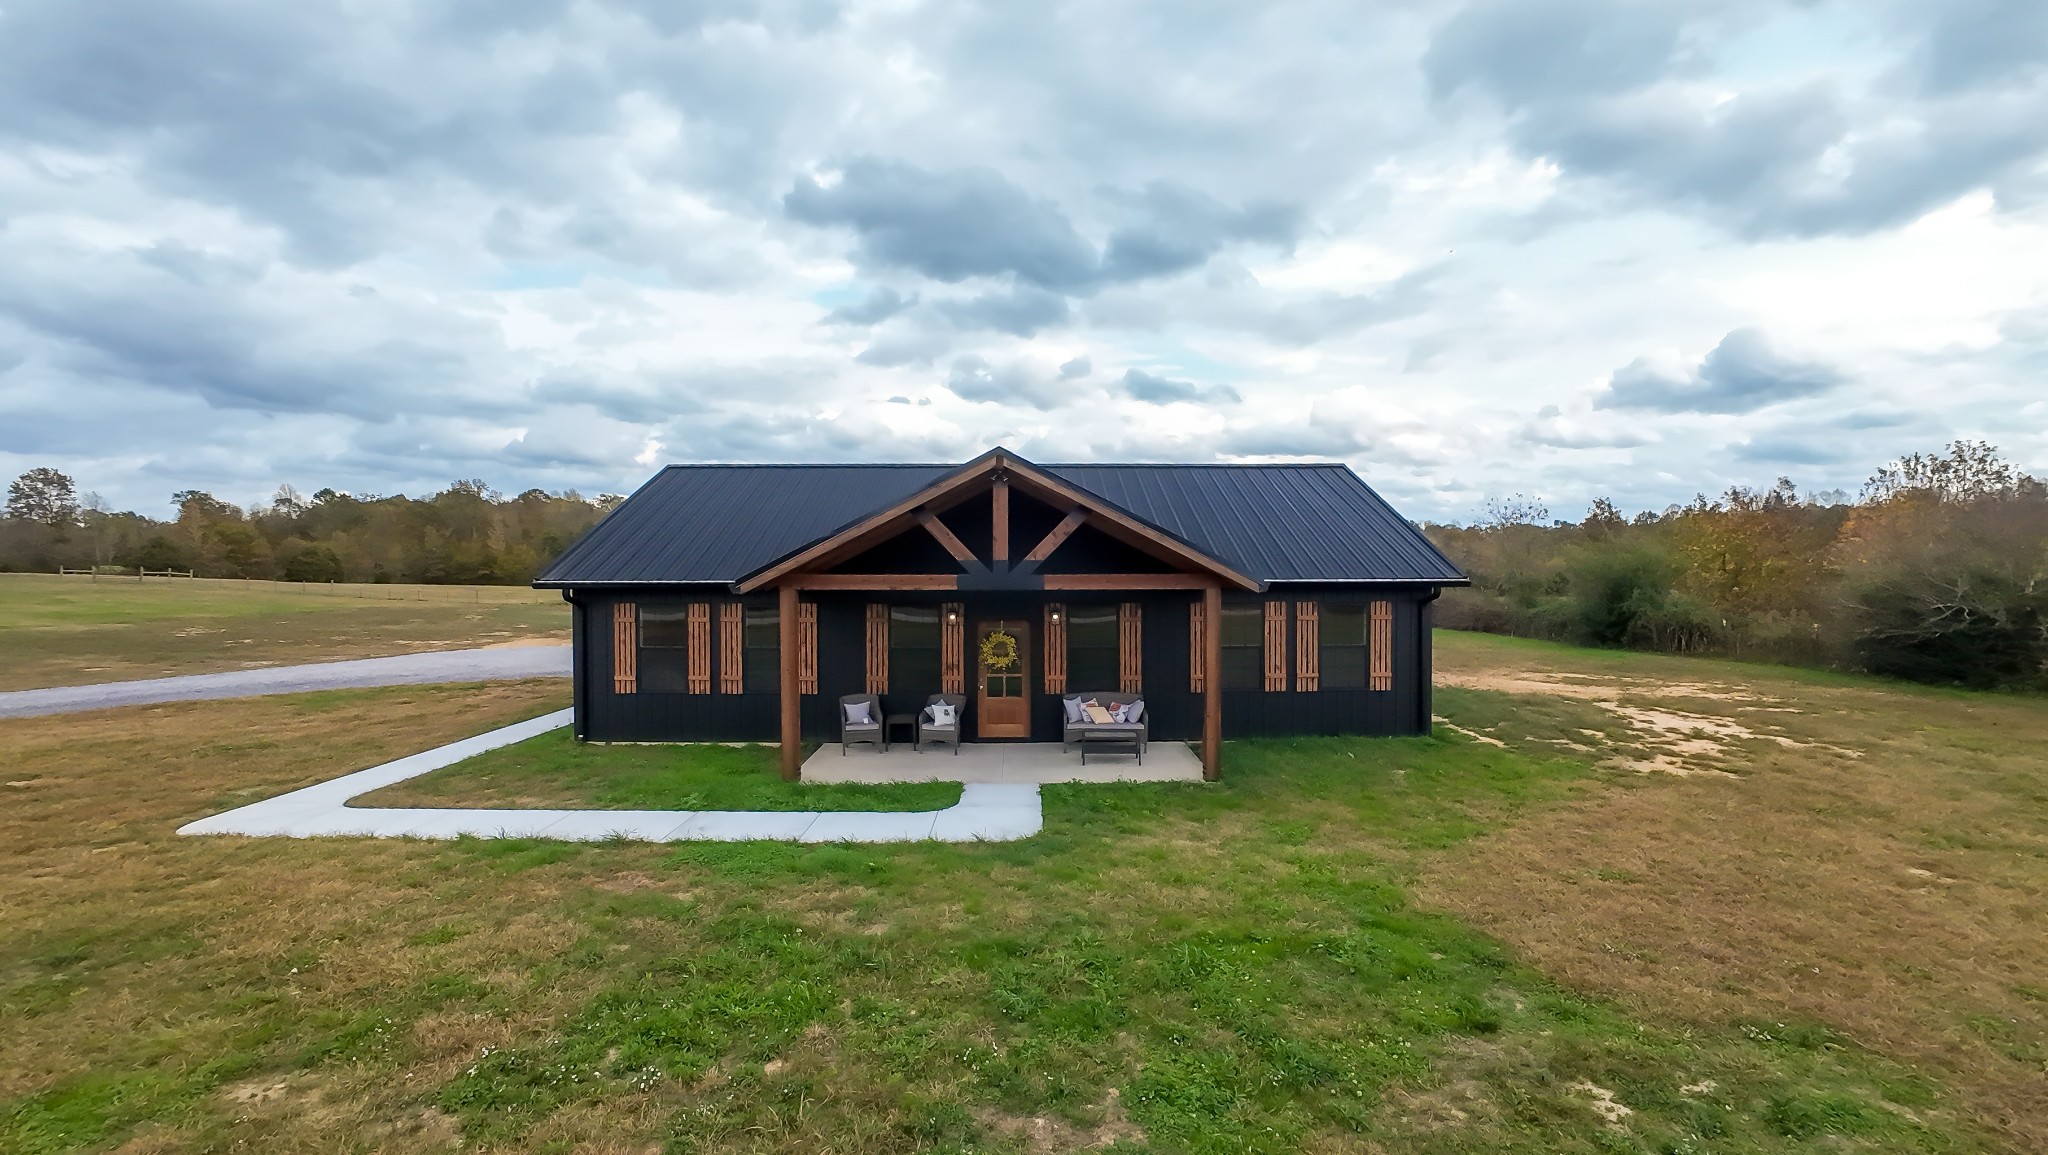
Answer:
top-left (755, 450), bottom-right (1251, 782)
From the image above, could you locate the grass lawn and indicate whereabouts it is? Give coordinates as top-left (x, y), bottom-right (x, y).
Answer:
top-left (0, 574), bottom-right (567, 690)
top-left (356, 730), bottom-right (963, 812)
top-left (1420, 630), bottom-right (2048, 1151)
top-left (6, 645), bottom-right (2036, 1153)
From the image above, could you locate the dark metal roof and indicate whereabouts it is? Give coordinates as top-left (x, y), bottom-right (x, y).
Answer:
top-left (1045, 464), bottom-right (1465, 584)
top-left (535, 459), bottom-right (1466, 587)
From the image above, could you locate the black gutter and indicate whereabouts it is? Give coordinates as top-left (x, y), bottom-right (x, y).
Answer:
top-left (560, 588), bottom-right (587, 742)
top-left (1419, 587), bottom-right (1442, 735)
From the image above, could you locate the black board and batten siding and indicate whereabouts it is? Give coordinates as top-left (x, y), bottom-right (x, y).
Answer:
top-left (571, 585), bottom-right (1436, 744)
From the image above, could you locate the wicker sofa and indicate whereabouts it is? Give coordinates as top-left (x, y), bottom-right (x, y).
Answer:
top-left (1060, 692), bottom-right (1147, 754)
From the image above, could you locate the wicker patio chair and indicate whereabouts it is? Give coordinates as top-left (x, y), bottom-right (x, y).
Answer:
top-left (915, 693), bottom-right (967, 755)
top-left (839, 693), bottom-right (885, 754)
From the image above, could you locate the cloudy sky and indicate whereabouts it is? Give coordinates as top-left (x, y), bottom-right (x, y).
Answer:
top-left (1, 0), bottom-right (2044, 522)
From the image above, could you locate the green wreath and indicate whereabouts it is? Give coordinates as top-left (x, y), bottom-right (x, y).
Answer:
top-left (978, 629), bottom-right (1020, 672)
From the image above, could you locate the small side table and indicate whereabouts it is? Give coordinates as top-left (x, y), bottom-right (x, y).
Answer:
top-left (884, 713), bottom-right (918, 750)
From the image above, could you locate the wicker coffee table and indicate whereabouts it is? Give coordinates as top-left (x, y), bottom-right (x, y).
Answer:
top-left (1075, 725), bottom-right (1143, 765)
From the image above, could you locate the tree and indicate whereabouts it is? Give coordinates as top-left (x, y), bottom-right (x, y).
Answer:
top-left (270, 484), bottom-right (308, 519)
top-left (173, 490), bottom-right (242, 526)
top-left (7, 467), bottom-right (79, 527)
top-left (198, 522), bottom-right (273, 578)
top-left (118, 535), bottom-right (193, 572)
top-left (1863, 440), bottom-right (2029, 504)
top-left (1482, 494), bottom-right (1550, 529)
top-left (1582, 497), bottom-right (1626, 538)
top-left (281, 544), bottom-right (344, 583)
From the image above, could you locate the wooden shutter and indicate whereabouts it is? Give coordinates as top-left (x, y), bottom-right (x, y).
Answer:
top-left (718, 603), bottom-right (744, 693)
top-left (1369, 599), bottom-right (1394, 691)
top-left (612, 602), bottom-right (637, 694)
top-left (1263, 600), bottom-right (1287, 691)
top-left (865, 603), bottom-right (888, 694)
top-left (942, 602), bottom-right (966, 694)
top-left (687, 603), bottom-right (711, 694)
top-left (797, 602), bottom-right (818, 695)
top-left (1043, 603), bottom-right (1067, 694)
top-left (1295, 600), bottom-right (1319, 692)
top-left (1119, 602), bottom-right (1142, 693)
top-left (1189, 600), bottom-right (1206, 693)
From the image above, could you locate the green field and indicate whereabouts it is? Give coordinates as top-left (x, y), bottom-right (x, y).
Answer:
top-left (357, 731), bottom-right (963, 812)
top-left (0, 574), bottom-right (567, 690)
top-left (5, 631), bottom-right (2042, 1152)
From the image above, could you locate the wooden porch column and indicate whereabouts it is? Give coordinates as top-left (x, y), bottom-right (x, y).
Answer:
top-left (779, 582), bottom-right (800, 780)
top-left (1203, 583), bottom-right (1222, 780)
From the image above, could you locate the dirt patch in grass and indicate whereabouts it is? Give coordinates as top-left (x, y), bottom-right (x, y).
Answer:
top-left (1439, 663), bottom-right (1858, 775)
top-left (973, 1086), bottom-right (1146, 1151)
top-left (1422, 630), bottom-right (2048, 1150)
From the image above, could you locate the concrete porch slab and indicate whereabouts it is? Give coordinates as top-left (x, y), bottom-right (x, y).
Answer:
top-left (800, 740), bottom-right (1204, 785)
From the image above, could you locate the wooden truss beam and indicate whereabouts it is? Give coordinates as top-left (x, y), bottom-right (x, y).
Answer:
top-left (991, 475), bottom-right (1010, 565)
top-left (734, 448), bottom-right (1262, 593)
top-left (916, 510), bottom-right (987, 573)
top-left (1013, 508), bottom-right (1086, 575)
top-left (781, 572), bottom-right (1214, 592)
top-left (785, 573), bottom-right (961, 590)
top-left (1040, 573), bottom-right (1215, 590)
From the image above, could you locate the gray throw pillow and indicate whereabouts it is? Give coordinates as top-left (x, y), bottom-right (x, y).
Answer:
top-left (1124, 700), bottom-right (1144, 724)
top-left (843, 701), bottom-right (873, 726)
top-left (1062, 696), bottom-right (1086, 724)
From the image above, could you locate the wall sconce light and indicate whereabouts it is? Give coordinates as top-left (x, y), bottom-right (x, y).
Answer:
top-left (946, 610), bottom-right (959, 623)
top-left (1050, 610), bottom-right (1061, 622)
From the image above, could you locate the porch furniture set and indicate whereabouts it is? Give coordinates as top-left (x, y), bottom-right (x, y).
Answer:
top-left (836, 690), bottom-right (1145, 762)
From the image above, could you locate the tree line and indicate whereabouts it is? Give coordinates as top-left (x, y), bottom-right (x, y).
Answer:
top-left (1, 467), bottom-right (620, 585)
top-left (1424, 441), bottom-right (2048, 690)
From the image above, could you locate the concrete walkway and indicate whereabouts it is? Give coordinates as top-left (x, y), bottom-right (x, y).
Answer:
top-left (803, 739), bottom-right (1205, 784)
top-left (0, 645), bottom-right (571, 720)
top-left (178, 709), bottom-right (1044, 844)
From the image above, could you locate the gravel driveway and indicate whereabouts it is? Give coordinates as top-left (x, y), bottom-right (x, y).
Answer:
top-left (0, 645), bottom-right (571, 719)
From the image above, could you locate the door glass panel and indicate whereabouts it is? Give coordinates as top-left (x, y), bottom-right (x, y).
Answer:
top-left (982, 626), bottom-right (1024, 697)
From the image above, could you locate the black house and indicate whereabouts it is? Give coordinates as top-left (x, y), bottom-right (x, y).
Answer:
top-left (534, 447), bottom-right (1466, 779)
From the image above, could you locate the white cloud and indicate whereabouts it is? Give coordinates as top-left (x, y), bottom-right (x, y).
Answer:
top-left (0, 0), bottom-right (2044, 524)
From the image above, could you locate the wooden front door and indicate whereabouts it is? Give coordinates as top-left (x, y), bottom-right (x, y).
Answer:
top-left (975, 619), bottom-right (1031, 739)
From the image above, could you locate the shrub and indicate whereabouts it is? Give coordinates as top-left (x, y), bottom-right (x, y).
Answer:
top-left (116, 535), bottom-right (192, 572)
top-left (1849, 570), bottom-right (2047, 689)
top-left (281, 545), bottom-right (345, 583)
top-left (1561, 542), bottom-right (1682, 648)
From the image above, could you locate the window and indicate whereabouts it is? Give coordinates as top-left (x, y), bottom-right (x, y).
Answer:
top-left (639, 606), bottom-right (694, 693)
top-left (1320, 605), bottom-right (1368, 689)
top-left (1220, 604), bottom-right (1264, 690)
top-left (889, 606), bottom-right (942, 695)
top-left (743, 606), bottom-right (779, 694)
top-left (1066, 606), bottom-right (1119, 690)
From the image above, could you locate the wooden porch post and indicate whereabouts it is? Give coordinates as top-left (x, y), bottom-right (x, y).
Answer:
top-left (779, 582), bottom-right (800, 780)
top-left (1203, 583), bottom-right (1222, 780)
